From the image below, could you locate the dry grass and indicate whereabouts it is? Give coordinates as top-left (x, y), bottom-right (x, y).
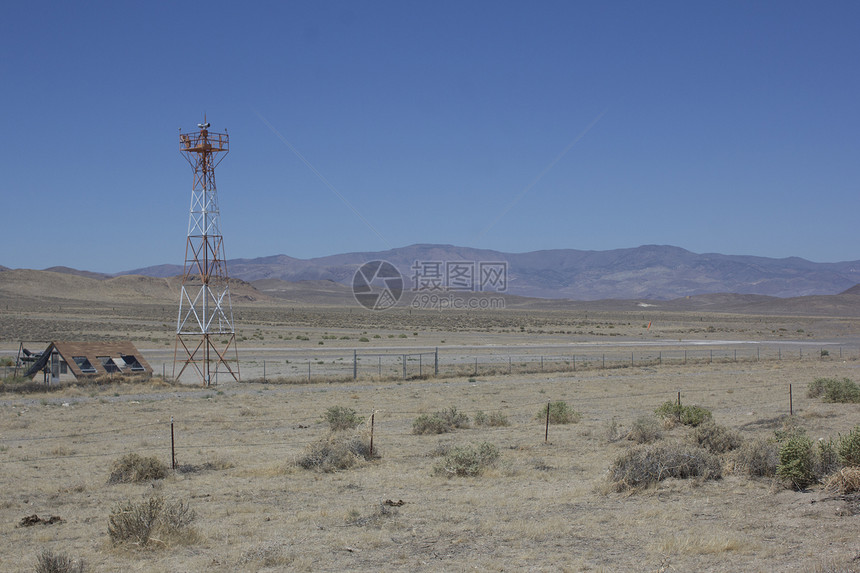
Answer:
top-left (2, 303), bottom-right (860, 571)
top-left (824, 468), bottom-right (860, 494)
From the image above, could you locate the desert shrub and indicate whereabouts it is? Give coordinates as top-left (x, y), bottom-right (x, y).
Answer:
top-left (298, 431), bottom-right (376, 472)
top-left (108, 453), bottom-right (168, 484)
top-left (824, 467), bottom-right (860, 494)
top-left (433, 442), bottom-right (500, 477)
top-left (626, 415), bottom-right (663, 444)
top-left (808, 377), bottom-right (860, 403)
top-left (322, 405), bottom-right (364, 431)
top-left (35, 550), bottom-right (85, 573)
top-left (838, 426), bottom-right (860, 467)
top-left (816, 437), bottom-right (841, 477)
top-left (108, 496), bottom-right (197, 547)
top-left (412, 407), bottom-right (470, 434)
top-left (608, 443), bottom-right (722, 492)
top-left (734, 437), bottom-right (779, 478)
top-left (473, 410), bottom-right (510, 427)
top-left (536, 401), bottom-right (580, 424)
top-left (655, 401), bottom-right (712, 427)
top-left (689, 421), bottom-right (743, 454)
top-left (777, 432), bottom-right (817, 490)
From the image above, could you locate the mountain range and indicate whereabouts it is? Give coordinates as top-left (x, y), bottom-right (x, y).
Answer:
top-left (115, 244), bottom-right (860, 301)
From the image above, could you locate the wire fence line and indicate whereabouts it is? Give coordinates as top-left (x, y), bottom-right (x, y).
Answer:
top-left (0, 377), bottom-right (807, 469)
top-left (142, 342), bottom-right (856, 384)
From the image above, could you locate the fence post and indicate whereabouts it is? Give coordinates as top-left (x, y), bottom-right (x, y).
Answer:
top-left (545, 401), bottom-right (550, 443)
top-left (308, 361), bottom-right (311, 382)
top-left (677, 391), bottom-right (682, 423)
top-left (474, 357), bottom-right (478, 376)
top-left (602, 354), bottom-right (605, 369)
top-left (757, 347), bottom-right (760, 361)
top-left (789, 384), bottom-right (793, 416)
top-left (263, 360), bottom-right (266, 382)
top-left (684, 350), bottom-right (687, 365)
top-left (419, 354), bottom-right (422, 377)
top-left (658, 351), bottom-right (661, 365)
top-left (402, 355), bottom-right (406, 380)
top-left (378, 356), bottom-right (381, 378)
top-left (434, 347), bottom-right (439, 376)
top-left (631, 351), bottom-right (634, 367)
top-left (170, 417), bottom-right (176, 470)
top-left (370, 412), bottom-right (375, 456)
top-left (509, 356), bottom-right (512, 374)
top-left (353, 350), bottom-right (357, 380)
top-left (540, 356), bottom-right (544, 371)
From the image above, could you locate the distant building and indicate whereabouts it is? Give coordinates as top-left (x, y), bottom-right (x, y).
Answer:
top-left (21, 341), bottom-right (152, 383)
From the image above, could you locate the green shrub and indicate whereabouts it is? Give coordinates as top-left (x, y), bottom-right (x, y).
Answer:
top-left (322, 406), bottom-right (365, 431)
top-left (298, 431), bottom-right (377, 472)
top-left (818, 438), bottom-right (841, 477)
top-left (35, 550), bottom-right (85, 573)
top-left (108, 496), bottom-right (197, 547)
top-left (734, 437), bottom-right (779, 478)
top-left (808, 377), bottom-right (860, 403)
top-left (433, 442), bottom-right (500, 477)
top-left (536, 401), bottom-right (580, 425)
top-left (838, 426), bottom-right (860, 467)
top-left (777, 432), bottom-right (816, 489)
top-left (473, 410), bottom-right (510, 427)
top-left (689, 421), bottom-right (743, 454)
top-left (412, 407), bottom-right (470, 434)
top-left (626, 415), bottom-right (663, 444)
top-left (655, 401), bottom-right (712, 427)
top-left (109, 453), bottom-right (168, 484)
top-left (608, 443), bottom-right (722, 492)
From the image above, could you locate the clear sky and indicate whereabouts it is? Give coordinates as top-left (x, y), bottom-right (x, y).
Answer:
top-left (2, 1), bottom-right (859, 273)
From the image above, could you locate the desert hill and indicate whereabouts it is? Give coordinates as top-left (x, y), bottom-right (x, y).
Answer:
top-left (120, 244), bottom-right (860, 301)
top-left (2, 268), bottom-right (859, 317)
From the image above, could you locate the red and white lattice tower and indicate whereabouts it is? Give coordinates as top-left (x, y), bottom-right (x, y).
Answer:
top-left (173, 118), bottom-right (240, 385)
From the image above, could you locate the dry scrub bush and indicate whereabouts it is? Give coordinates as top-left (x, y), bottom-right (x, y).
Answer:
top-left (824, 467), bottom-right (860, 494)
top-left (689, 421), bottom-right (743, 454)
top-left (626, 415), bottom-right (663, 444)
top-left (607, 443), bottom-right (722, 492)
top-left (777, 432), bottom-right (817, 490)
top-left (412, 407), bottom-right (470, 434)
top-left (107, 496), bottom-right (197, 548)
top-left (655, 401), bottom-right (713, 427)
top-left (298, 430), bottom-right (376, 472)
top-left (322, 405), bottom-right (364, 431)
top-left (473, 410), bottom-right (510, 427)
top-left (536, 401), bottom-right (580, 424)
top-left (838, 426), bottom-right (860, 467)
top-left (433, 442), bottom-right (500, 477)
top-left (108, 453), bottom-right (168, 484)
top-left (35, 550), bottom-right (85, 573)
top-left (808, 377), bottom-right (860, 403)
top-left (734, 437), bottom-right (779, 478)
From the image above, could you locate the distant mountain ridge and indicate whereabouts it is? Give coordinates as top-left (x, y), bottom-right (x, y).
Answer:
top-left (116, 244), bottom-right (860, 301)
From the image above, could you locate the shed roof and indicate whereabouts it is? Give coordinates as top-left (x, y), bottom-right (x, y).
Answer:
top-left (24, 341), bottom-right (153, 378)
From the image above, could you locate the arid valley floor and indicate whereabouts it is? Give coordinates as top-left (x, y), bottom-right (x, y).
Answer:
top-left (2, 272), bottom-right (860, 572)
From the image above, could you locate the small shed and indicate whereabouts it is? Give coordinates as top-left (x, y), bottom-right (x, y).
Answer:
top-left (22, 341), bottom-right (153, 383)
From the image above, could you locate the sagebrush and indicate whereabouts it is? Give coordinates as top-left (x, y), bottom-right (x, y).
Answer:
top-left (322, 405), bottom-right (365, 431)
top-left (107, 496), bottom-right (197, 547)
top-left (298, 430), bottom-right (377, 472)
top-left (35, 550), bottom-right (85, 573)
top-left (536, 401), bottom-right (580, 424)
top-left (608, 443), bottom-right (722, 492)
top-left (433, 442), bottom-right (500, 477)
top-left (108, 453), bottom-right (168, 484)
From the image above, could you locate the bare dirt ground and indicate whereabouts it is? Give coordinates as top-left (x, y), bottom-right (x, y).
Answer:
top-left (2, 290), bottom-right (860, 571)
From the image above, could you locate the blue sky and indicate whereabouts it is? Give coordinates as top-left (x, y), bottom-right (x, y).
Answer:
top-left (2, 1), bottom-right (858, 273)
